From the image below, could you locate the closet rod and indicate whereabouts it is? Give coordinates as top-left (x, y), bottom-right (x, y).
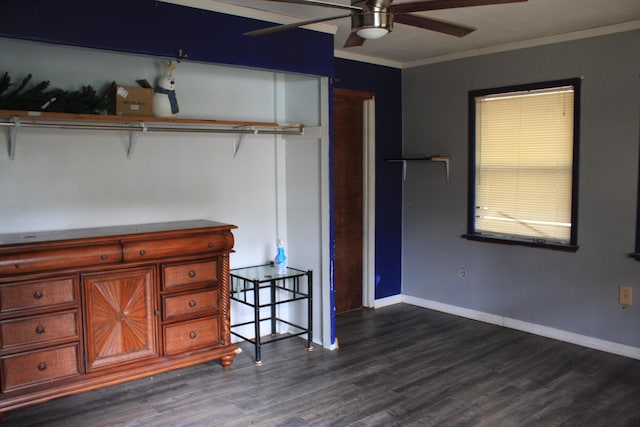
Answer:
top-left (0, 121), bottom-right (304, 135)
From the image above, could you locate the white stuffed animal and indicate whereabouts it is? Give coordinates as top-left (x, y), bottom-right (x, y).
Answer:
top-left (153, 63), bottom-right (179, 117)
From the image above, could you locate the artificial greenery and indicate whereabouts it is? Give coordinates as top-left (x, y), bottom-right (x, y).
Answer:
top-left (0, 72), bottom-right (115, 114)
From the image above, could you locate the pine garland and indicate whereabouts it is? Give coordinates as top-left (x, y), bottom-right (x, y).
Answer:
top-left (0, 72), bottom-right (115, 114)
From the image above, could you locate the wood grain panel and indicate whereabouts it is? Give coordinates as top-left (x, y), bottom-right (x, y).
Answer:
top-left (0, 277), bottom-right (77, 315)
top-left (162, 289), bottom-right (218, 322)
top-left (163, 317), bottom-right (219, 356)
top-left (0, 244), bottom-right (121, 276)
top-left (122, 232), bottom-right (232, 262)
top-left (83, 268), bottom-right (158, 372)
top-left (333, 89), bottom-right (373, 313)
top-left (0, 344), bottom-right (80, 393)
top-left (162, 260), bottom-right (217, 291)
top-left (0, 311), bottom-right (79, 352)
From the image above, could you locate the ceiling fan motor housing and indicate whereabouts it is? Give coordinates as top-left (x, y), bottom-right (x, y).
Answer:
top-left (243, 0), bottom-right (526, 44)
top-left (352, 7), bottom-right (394, 35)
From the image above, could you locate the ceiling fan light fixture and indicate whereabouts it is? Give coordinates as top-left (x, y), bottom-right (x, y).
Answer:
top-left (356, 27), bottom-right (389, 40)
top-left (352, 10), bottom-right (393, 40)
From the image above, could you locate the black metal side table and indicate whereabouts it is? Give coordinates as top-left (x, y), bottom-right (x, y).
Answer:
top-left (229, 264), bottom-right (313, 365)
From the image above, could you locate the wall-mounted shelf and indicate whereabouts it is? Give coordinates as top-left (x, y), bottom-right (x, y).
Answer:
top-left (386, 156), bottom-right (451, 182)
top-left (0, 110), bottom-right (304, 159)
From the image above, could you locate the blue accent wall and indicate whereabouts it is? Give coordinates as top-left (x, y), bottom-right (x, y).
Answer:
top-left (1, 0), bottom-right (334, 77)
top-left (334, 58), bottom-right (403, 299)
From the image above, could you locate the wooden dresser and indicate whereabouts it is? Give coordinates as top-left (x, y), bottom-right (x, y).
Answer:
top-left (0, 220), bottom-right (239, 416)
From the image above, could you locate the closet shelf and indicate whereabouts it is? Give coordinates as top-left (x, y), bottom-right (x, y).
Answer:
top-left (0, 110), bottom-right (304, 159)
top-left (386, 156), bottom-right (450, 182)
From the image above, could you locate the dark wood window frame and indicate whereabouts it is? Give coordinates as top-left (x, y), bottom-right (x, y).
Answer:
top-left (465, 78), bottom-right (582, 251)
top-left (633, 149), bottom-right (640, 260)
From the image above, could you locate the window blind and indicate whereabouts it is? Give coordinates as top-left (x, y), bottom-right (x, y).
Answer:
top-left (474, 86), bottom-right (575, 243)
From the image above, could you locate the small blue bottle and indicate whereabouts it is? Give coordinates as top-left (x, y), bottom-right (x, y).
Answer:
top-left (274, 239), bottom-right (287, 274)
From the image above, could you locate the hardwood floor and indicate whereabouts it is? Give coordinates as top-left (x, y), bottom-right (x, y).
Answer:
top-left (3, 303), bottom-right (640, 426)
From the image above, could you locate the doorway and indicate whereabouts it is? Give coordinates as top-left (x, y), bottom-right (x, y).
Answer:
top-left (333, 88), bottom-right (375, 314)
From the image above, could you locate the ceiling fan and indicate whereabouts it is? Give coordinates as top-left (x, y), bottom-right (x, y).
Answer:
top-left (244, 0), bottom-right (527, 47)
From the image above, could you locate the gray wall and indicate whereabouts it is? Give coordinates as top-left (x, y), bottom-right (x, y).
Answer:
top-left (401, 30), bottom-right (640, 349)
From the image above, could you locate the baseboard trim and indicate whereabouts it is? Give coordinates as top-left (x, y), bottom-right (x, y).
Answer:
top-left (374, 294), bottom-right (403, 308)
top-left (400, 295), bottom-right (640, 361)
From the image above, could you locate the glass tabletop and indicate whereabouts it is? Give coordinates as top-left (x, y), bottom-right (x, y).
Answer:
top-left (230, 264), bottom-right (307, 282)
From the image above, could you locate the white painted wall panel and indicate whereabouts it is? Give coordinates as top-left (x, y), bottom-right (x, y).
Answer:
top-left (0, 37), bottom-right (328, 347)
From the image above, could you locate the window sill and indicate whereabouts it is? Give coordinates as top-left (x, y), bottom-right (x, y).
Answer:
top-left (462, 234), bottom-right (578, 252)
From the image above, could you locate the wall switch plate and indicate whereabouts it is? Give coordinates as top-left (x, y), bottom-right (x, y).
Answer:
top-left (459, 267), bottom-right (466, 278)
top-left (619, 285), bottom-right (632, 306)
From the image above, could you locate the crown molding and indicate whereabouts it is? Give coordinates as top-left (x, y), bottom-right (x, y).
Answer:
top-left (403, 20), bottom-right (640, 69)
top-left (159, 0), bottom-right (338, 34)
top-left (334, 49), bottom-right (403, 69)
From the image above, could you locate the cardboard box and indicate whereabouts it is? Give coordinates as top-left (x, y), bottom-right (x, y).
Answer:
top-left (115, 85), bottom-right (153, 116)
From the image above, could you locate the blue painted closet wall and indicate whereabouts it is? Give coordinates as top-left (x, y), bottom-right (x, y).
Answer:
top-left (333, 58), bottom-right (403, 299)
top-left (1, 0), bottom-right (334, 76)
top-left (1, 1), bottom-right (404, 300)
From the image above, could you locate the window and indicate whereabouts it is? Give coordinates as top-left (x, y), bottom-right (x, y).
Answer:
top-left (467, 78), bottom-right (581, 250)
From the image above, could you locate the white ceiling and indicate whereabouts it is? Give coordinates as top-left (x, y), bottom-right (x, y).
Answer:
top-left (169, 0), bottom-right (640, 68)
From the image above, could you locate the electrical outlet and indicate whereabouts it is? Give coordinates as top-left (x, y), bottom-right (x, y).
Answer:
top-left (619, 285), bottom-right (632, 306)
top-left (459, 267), bottom-right (466, 279)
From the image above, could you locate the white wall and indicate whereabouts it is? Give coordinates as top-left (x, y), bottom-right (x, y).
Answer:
top-left (0, 37), bottom-right (328, 347)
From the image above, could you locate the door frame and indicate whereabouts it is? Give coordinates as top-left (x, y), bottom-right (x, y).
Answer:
top-left (362, 98), bottom-right (376, 308)
top-left (324, 87), bottom-right (377, 347)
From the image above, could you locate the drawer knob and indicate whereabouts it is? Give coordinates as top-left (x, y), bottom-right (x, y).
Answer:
top-left (33, 290), bottom-right (43, 299)
top-left (189, 271), bottom-right (196, 278)
top-left (139, 249), bottom-right (146, 256)
top-left (38, 362), bottom-right (47, 371)
top-left (189, 332), bottom-right (197, 339)
top-left (155, 310), bottom-right (161, 316)
top-left (36, 325), bottom-right (45, 334)
top-left (189, 300), bottom-right (197, 308)
top-left (208, 242), bottom-right (214, 248)
top-left (101, 254), bottom-right (108, 260)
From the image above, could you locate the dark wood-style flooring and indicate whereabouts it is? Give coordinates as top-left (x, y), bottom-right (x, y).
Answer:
top-left (2, 303), bottom-right (640, 426)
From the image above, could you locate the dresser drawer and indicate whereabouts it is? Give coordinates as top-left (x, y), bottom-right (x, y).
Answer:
top-left (0, 310), bottom-right (79, 353)
top-left (163, 289), bottom-right (218, 322)
top-left (0, 277), bottom-right (77, 315)
top-left (122, 232), bottom-right (232, 262)
top-left (163, 317), bottom-right (219, 356)
top-left (0, 343), bottom-right (81, 392)
top-left (162, 260), bottom-right (218, 291)
top-left (0, 243), bottom-right (122, 276)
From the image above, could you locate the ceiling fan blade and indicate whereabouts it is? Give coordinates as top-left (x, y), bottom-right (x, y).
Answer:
top-left (265, 0), bottom-right (362, 11)
top-left (343, 32), bottom-right (366, 48)
top-left (391, 0), bottom-right (526, 15)
top-left (394, 13), bottom-right (475, 37)
top-left (244, 13), bottom-right (351, 36)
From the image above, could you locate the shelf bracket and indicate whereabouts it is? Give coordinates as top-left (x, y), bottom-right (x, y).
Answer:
top-left (127, 122), bottom-right (147, 159)
top-left (233, 126), bottom-right (257, 158)
top-left (386, 155), bottom-right (451, 182)
top-left (397, 159), bottom-right (409, 181)
top-left (8, 116), bottom-right (19, 160)
top-left (430, 156), bottom-right (450, 183)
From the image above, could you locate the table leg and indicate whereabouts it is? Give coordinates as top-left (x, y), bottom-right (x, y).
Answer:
top-left (307, 270), bottom-right (314, 351)
top-left (253, 278), bottom-right (262, 366)
top-left (270, 279), bottom-right (277, 335)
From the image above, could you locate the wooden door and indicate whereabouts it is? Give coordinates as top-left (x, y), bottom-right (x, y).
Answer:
top-left (83, 267), bottom-right (158, 372)
top-left (333, 88), bottom-right (373, 313)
